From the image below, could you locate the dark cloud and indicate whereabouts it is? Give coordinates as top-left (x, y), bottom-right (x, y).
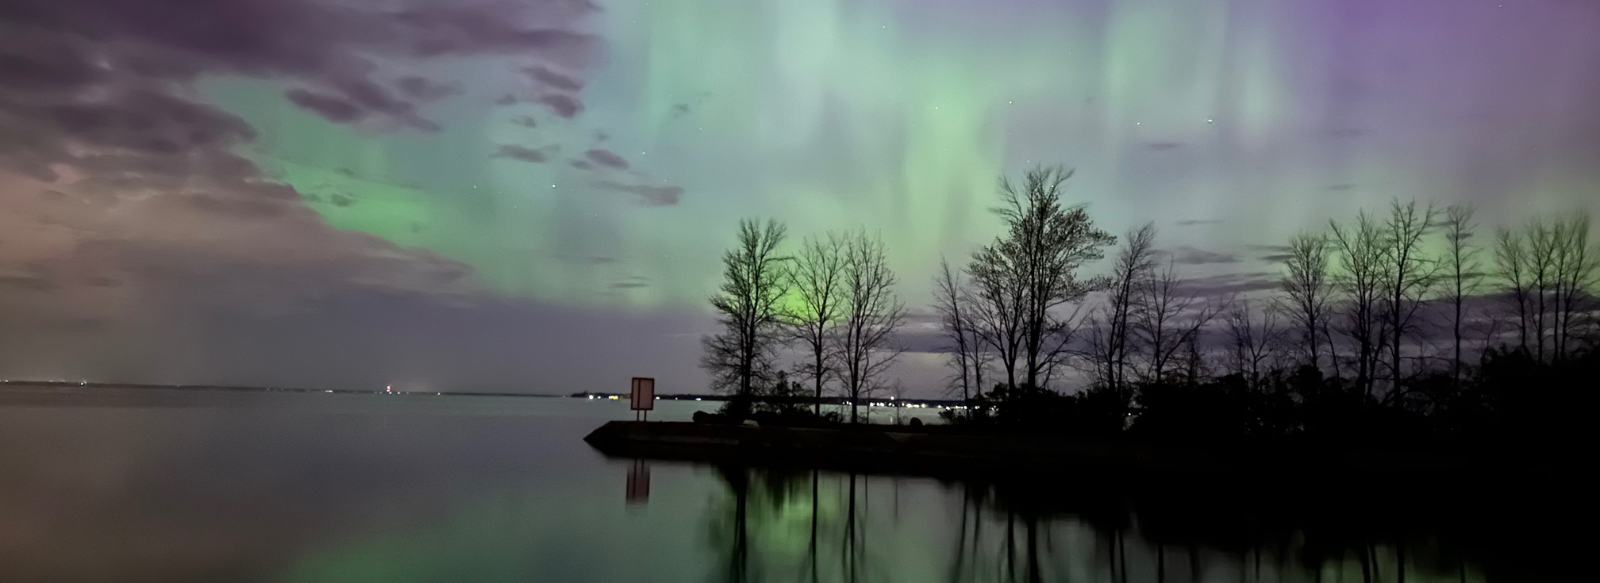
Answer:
top-left (610, 281), bottom-right (649, 289)
top-left (285, 88), bottom-right (366, 123)
top-left (0, 273), bottom-right (57, 292)
top-left (0, 0), bottom-right (606, 365)
top-left (569, 159), bottom-right (593, 170)
top-left (494, 93), bottom-right (519, 106)
top-left (669, 103), bottom-right (692, 118)
top-left (583, 148), bottom-right (629, 170)
top-left (536, 93), bottom-right (584, 118)
top-left (511, 115), bottom-right (539, 128)
top-left (593, 130), bottom-right (609, 141)
top-left (521, 64), bottom-right (584, 92)
top-left (1185, 273), bottom-right (1280, 298)
top-left (395, 75), bottom-right (458, 101)
top-left (1172, 245), bottom-right (1239, 265)
top-left (1175, 219), bottom-right (1222, 226)
top-left (493, 144), bottom-right (557, 164)
top-left (1243, 244), bottom-right (1294, 263)
top-left (1144, 142), bottom-right (1183, 151)
top-left (1323, 183), bottom-right (1357, 192)
top-left (329, 193), bottom-right (355, 207)
top-left (0, 0), bottom-right (597, 133)
top-left (594, 181), bottom-right (683, 206)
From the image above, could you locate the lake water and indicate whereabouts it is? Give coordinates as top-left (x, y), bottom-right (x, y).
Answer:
top-left (0, 387), bottom-right (1556, 582)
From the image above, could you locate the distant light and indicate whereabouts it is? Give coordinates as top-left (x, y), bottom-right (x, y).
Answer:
top-left (695, 398), bottom-right (702, 401)
top-left (1207, 119), bottom-right (1214, 123)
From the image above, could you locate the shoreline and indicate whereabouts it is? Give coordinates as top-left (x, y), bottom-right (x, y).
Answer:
top-left (583, 420), bottom-right (1565, 481)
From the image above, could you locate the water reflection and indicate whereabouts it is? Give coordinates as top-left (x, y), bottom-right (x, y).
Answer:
top-left (0, 391), bottom-right (1564, 582)
top-left (698, 466), bottom-right (1490, 583)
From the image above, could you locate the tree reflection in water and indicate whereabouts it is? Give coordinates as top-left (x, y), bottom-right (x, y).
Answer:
top-left (702, 466), bottom-right (1492, 583)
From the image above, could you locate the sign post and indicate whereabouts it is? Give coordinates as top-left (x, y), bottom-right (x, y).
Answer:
top-left (630, 377), bottom-right (655, 421)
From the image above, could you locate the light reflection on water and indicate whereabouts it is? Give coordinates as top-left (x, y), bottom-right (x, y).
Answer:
top-left (0, 388), bottom-right (1538, 582)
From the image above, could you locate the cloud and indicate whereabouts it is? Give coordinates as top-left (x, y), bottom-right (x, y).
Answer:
top-left (1323, 183), bottom-right (1357, 192)
top-left (493, 144), bottom-right (557, 164)
top-left (511, 115), bottom-right (539, 128)
top-left (536, 93), bottom-right (584, 118)
top-left (0, 0), bottom-right (597, 134)
top-left (569, 159), bottom-right (593, 170)
top-left (594, 181), bottom-right (683, 206)
top-left (1175, 219), bottom-right (1222, 226)
top-left (521, 65), bottom-right (584, 92)
top-left (1184, 272), bottom-right (1280, 298)
top-left (583, 148), bottom-right (629, 170)
top-left (669, 103), bottom-right (692, 118)
top-left (494, 93), bottom-right (519, 105)
top-left (395, 75), bottom-right (458, 101)
top-left (1172, 245), bottom-right (1239, 265)
top-left (0, 0), bottom-right (605, 353)
top-left (285, 88), bottom-right (366, 123)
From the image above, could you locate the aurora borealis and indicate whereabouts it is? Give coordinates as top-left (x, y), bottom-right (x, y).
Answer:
top-left (2, 0), bottom-right (1599, 393)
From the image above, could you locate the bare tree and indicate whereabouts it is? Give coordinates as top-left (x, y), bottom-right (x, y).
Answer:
top-left (1226, 299), bottom-right (1283, 391)
top-left (1551, 214), bottom-right (1598, 360)
top-left (1098, 223), bottom-right (1158, 391)
top-left (1493, 227), bottom-right (1532, 352)
top-left (1525, 219), bottom-right (1559, 362)
top-left (834, 231), bottom-right (906, 423)
top-left (1442, 205), bottom-right (1481, 383)
top-left (702, 219), bottom-right (790, 408)
top-left (1330, 211), bottom-right (1389, 398)
top-left (1278, 232), bottom-right (1332, 372)
top-left (969, 167), bottom-right (1114, 393)
top-left (1377, 199), bottom-right (1441, 395)
top-left (1495, 215), bottom-right (1599, 362)
top-left (786, 233), bottom-right (846, 415)
top-left (933, 257), bottom-right (985, 411)
top-left (1132, 259), bottom-right (1223, 384)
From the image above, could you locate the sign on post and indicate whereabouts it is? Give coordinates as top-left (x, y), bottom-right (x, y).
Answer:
top-left (630, 377), bottom-right (654, 421)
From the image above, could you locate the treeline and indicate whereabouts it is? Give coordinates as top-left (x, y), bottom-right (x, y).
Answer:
top-left (703, 165), bottom-right (1600, 443)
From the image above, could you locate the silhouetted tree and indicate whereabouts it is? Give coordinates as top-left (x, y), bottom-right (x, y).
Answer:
top-left (1278, 231), bottom-right (1333, 373)
top-left (968, 167), bottom-right (1114, 393)
top-left (1551, 214), bottom-right (1598, 360)
top-left (1096, 223), bottom-right (1157, 391)
top-left (1442, 205), bottom-right (1481, 383)
top-left (834, 230), bottom-right (905, 423)
top-left (787, 232), bottom-right (846, 415)
top-left (1133, 259), bottom-right (1221, 384)
top-left (1377, 199), bottom-right (1440, 396)
top-left (933, 256), bottom-right (986, 414)
top-left (1493, 226), bottom-right (1533, 352)
top-left (1225, 299), bottom-right (1283, 391)
top-left (702, 219), bottom-right (790, 411)
top-left (1330, 211), bottom-right (1389, 398)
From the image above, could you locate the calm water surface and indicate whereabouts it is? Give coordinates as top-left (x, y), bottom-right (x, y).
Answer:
top-left (0, 387), bottom-right (1536, 582)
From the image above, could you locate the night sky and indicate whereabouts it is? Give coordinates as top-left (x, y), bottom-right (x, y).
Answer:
top-left (2, 0), bottom-right (1598, 395)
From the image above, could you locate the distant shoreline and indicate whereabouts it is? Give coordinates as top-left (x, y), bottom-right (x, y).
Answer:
top-left (0, 381), bottom-right (967, 410)
top-left (0, 380), bottom-right (559, 399)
